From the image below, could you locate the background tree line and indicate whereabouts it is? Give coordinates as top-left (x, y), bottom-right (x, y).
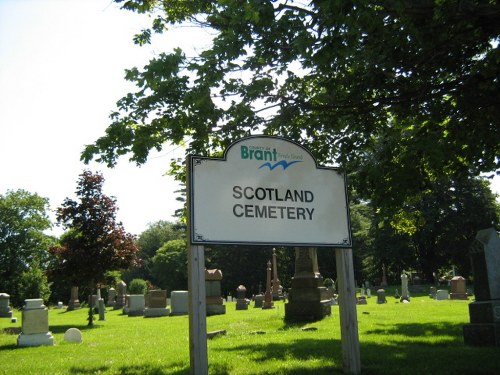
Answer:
top-left (2, 173), bottom-right (496, 307)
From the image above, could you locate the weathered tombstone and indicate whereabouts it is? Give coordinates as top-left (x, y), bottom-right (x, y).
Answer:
top-left (429, 286), bottom-right (437, 299)
top-left (17, 299), bottom-right (54, 347)
top-left (106, 288), bottom-right (116, 307)
top-left (235, 285), bottom-right (249, 310)
top-left (271, 248), bottom-right (284, 300)
top-left (380, 264), bottom-right (388, 286)
top-left (205, 269), bottom-right (226, 316)
top-left (127, 295), bottom-right (145, 316)
top-left (64, 328), bottom-right (82, 343)
top-left (114, 281), bottom-right (127, 310)
top-left (144, 290), bottom-right (170, 317)
top-left (285, 247), bottom-right (331, 321)
top-left (400, 273), bottom-right (410, 302)
top-left (376, 289), bottom-right (387, 304)
top-left (436, 290), bottom-right (449, 300)
top-left (254, 294), bottom-right (264, 308)
top-left (57, 302), bottom-right (63, 309)
top-left (0, 293), bottom-right (13, 318)
top-left (67, 286), bottom-right (80, 311)
top-left (450, 276), bottom-right (468, 300)
top-left (98, 298), bottom-right (106, 321)
top-left (357, 296), bottom-right (367, 305)
top-left (366, 288), bottom-right (372, 298)
top-left (262, 260), bottom-right (274, 309)
top-left (171, 290), bottom-right (189, 315)
top-left (463, 228), bottom-right (500, 346)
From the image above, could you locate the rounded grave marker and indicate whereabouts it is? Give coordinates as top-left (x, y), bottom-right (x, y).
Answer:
top-left (64, 328), bottom-right (82, 343)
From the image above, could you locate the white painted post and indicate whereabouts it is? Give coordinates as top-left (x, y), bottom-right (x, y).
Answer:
top-left (335, 247), bottom-right (361, 374)
top-left (188, 244), bottom-right (208, 374)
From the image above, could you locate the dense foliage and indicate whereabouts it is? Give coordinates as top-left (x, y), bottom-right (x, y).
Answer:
top-left (0, 189), bottom-right (54, 306)
top-left (82, 0), bottom-right (499, 224)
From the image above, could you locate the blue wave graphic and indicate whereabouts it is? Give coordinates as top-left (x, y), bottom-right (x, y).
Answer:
top-left (259, 160), bottom-right (302, 170)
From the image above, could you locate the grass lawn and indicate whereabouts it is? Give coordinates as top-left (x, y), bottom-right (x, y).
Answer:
top-left (1, 292), bottom-right (499, 374)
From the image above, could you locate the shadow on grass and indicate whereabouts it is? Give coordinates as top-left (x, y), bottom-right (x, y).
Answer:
top-left (215, 321), bottom-right (500, 375)
top-left (70, 363), bottom-right (189, 375)
top-left (364, 321), bottom-right (465, 338)
top-left (49, 324), bottom-right (102, 334)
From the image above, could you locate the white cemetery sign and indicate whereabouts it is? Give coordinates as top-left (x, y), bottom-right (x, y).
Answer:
top-left (187, 135), bottom-right (359, 374)
top-left (189, 135), bottom-right (351, 247)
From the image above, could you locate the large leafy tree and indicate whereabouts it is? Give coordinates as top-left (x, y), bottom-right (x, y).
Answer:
top-left (82, 0), bottom-right (499, 223)
top-left (0, 189), bottom-right (54, 306)
top-left (49, 170), bottom-right (139, 325)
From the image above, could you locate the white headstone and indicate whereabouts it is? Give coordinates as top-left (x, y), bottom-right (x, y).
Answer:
top-left (64, 328), bottom-right (82, 343)
top-left (436, 290), bottom-right (449, 300)
top-left (171, 291), bottom-right (189, 315)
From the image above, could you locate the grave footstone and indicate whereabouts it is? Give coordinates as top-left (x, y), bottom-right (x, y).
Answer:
top-left (0, 293), bottom-right (13, 318)
top-left (17, 299), bottom-right (54, 347)
top-left (464, 228), bottom-right (500, 346)
top-left (144, 290), bottom-right (170, 317)
top-left (171, 291), bottom-right (189, 315)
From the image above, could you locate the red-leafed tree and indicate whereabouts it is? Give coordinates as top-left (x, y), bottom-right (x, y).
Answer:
top-left (49, 170), bottom-right (139, 326)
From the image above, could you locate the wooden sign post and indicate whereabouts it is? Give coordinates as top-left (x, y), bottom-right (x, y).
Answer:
top-left (187, 136), bottom-right (360, 374)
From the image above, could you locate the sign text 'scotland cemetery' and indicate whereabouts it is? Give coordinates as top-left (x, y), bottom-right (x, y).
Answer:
top-left (189, 135), bottom-right (351, 247)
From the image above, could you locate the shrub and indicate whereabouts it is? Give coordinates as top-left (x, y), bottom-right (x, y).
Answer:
top-left (128, 278), bottom-right (148, 295)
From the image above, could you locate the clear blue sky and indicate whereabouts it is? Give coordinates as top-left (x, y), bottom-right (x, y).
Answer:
top-left (0, 0), bottom-right (498, 237)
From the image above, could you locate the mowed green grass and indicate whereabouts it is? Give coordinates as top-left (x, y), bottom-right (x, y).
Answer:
top-left (1, 295), bottom-right (499, 374)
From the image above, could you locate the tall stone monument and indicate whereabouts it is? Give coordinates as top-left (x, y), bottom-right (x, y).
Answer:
top-left (463, 228), bottom-right (500, 346)
top-left (205, 269), bottom-right (226, 316)
top-left (262, 260), bottom-right (274, 309)
top-left (285, 247), bottom-right (331, 321)
top-left (17, 299), bottom-right (54, 347)
top-left (271, 248), bottom-right (284, 300)
top-left (400, 272), bottom-right (410, 302)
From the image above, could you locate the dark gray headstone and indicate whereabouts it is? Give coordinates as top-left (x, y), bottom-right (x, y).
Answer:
top-left (469, 228), bottom-right (500, 301)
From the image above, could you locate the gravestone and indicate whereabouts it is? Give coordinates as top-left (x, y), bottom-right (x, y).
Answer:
top-left (0, 293), bottom-right (13, 318)
top-left (450, 276), bottom-right (468, 300)
top-left (436, 290), bottom-right (449, 300)
top-left (463, 228), bottom-right (500, 346)
top-left (127, 295), bottom-right (145, 316)
top-left (285, 247), bottom-right (331, 321)
top-left (144, 290), bottom-right (170, 317)
top-left (357, 296), bottom-right (367, 305)
top-left (235, 285), bottom-right (249, 310)
top-left (17, 299), bottom-right (54, 347)
top-left (254, 294), bottom-right (264, 308)
top-left (271, 248), bottom-right (284, 300)
top-left (400, 273), bottom-right (410, 302)
top-left (171, 290), bottom-right (189, 315)
top-left (106, 288), bottom-right (116, 307)
top-left (205, 269), bottom-right (226, 316)
top-left (67, 286), bottom-right (80, 311)
top-left (114, 281), bottom-right (127, 309)
top-left (64, 328), bottom-right (82, 343)
top-left (376, 289), bottom-right (387, 304)
top-left (262, 260), bottom-right (274, 309)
